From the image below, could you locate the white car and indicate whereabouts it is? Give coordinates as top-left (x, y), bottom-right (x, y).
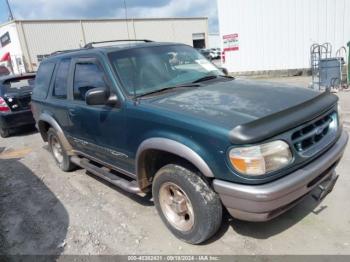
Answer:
top-left (210, 48), bottom-right (221, 59)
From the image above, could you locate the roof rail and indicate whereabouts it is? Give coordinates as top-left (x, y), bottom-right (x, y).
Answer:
top-left (84, 39), bottom-right (153, 48)
top-left (50, 49), bottom-right (81, 56)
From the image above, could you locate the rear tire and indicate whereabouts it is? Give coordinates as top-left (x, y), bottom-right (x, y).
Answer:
top-left (47, 128), bottom-right (76, 172)
top-left (0, 128), bottom-right (10, 138)
top-left (152, 164), bottom-right (222, 244)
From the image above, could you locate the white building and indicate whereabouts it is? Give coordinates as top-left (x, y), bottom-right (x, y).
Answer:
top-left (208, 33), bottom-right (220, 49)
top-left (218, 0), bottom-right (350, 74)
top-left (0, 18), bottom-right (209, 74)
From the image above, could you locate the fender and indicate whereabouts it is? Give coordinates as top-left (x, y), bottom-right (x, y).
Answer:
top-left (136, 137), bottom-right (214, 190)
top-left (38, 113), bottom-right (74, 155)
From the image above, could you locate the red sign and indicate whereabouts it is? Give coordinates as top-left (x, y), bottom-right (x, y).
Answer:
top-left (223, 33), bottom-right (239, 52)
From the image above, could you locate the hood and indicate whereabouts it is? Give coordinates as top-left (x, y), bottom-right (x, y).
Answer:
top-left (143, 79), bottom-right (320, 130)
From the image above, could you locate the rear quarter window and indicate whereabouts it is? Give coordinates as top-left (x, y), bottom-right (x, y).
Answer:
top-left (32, 61), bottom-right (56, 99)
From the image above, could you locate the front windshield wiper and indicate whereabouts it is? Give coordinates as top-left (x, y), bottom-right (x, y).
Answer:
top-left (135, 83), bottom-right (200, 98)
top-left (192, 75), bottom-right (218, 83)
top-left (192, 74), bottom-right (234, 83)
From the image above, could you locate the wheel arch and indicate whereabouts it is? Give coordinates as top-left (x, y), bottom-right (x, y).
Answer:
top-left (38, 113), bottom-right (74, 155)
top-left (135, 138), bottom-right (214, 191)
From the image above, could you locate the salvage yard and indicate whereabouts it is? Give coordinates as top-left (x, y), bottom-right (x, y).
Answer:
top-left (1, 76), bottom-right (350, 256)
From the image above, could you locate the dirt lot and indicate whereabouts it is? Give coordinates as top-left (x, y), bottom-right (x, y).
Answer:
top-left (1, 76), bottom-right (350, 255)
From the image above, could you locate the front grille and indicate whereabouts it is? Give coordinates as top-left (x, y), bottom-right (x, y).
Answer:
top-left (292, 112), bottom-right (337, 153)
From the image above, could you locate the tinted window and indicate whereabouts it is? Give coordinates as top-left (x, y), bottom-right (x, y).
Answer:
top-left (73, 63), bottom-right (105, 100)
top-left (33, 62), bottom-right (55, 99)
top-left (53, 59), bottom-right (71, 99)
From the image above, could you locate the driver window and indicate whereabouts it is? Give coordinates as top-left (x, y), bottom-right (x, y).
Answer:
top-left (73, 63), bottom-right (106, 100)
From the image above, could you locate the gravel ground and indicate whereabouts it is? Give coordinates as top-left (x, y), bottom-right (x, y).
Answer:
top-left (0, 76), bottom-right (350, 256)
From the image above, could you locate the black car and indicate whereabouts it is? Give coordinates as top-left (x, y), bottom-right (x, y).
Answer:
top-left (0, 73), bottom-right (36, 137)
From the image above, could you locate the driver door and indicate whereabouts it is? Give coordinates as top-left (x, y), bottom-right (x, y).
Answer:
top-left (67, 57), bottom-right (129, 171)
top-left (66, 57), bottom-right (105, 155)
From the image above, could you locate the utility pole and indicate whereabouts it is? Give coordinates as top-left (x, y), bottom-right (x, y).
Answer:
top-left (5, 0), bottom-right (14, 21)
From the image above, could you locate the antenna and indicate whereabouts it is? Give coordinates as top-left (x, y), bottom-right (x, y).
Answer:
top-left (123, 0), bottom-right (130, 40)
top-left (122, 0), bottom-right (137, 101)
top-left (5, 0), bottom-right (14, 20)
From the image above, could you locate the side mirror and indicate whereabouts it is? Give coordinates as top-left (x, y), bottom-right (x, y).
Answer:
top-left (85, 87), bottom-right (109, 106)
top-left (219, 67), bottom-right (229, 76)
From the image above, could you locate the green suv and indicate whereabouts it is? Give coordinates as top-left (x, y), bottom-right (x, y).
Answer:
top-left (31, 40), bottom-right (348, 244)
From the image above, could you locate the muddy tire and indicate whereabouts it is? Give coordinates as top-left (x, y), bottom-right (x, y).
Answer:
top-left (0, 127), bottom-right (10, 138)
top-left (47, 128), bottom-right (76, 172)
top-left (152, 164), bottom-right (222, 244)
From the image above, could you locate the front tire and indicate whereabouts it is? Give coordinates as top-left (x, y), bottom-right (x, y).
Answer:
top-left (152, 164), bottom-right (222, 244)
top-left (47, 128), bottom-right (76, 172)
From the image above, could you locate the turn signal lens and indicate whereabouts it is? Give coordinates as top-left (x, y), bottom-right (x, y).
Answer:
top-left (229, 140), bottom-right (292, 176)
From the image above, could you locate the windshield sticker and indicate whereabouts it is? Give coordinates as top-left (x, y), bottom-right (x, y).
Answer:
top-left (195, 59), bottom-right (217, 71)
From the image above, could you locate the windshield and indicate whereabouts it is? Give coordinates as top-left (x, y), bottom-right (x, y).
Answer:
top-left (108, 44), bottom-right (224, 96)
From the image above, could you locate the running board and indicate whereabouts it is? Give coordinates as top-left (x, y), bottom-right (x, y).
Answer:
top-left (71, 156), bottom-right (143, 195)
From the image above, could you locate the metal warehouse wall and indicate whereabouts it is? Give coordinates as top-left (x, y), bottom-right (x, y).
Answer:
top-left (218, 0), bottom-right (350, 73)
top-left (208, 33), bottom-right (221, 48)
top-left (0, 22), bottom-right (26, 74)
top-left (14, 18), bottom-right (208, 71)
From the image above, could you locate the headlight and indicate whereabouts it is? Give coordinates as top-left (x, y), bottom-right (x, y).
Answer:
top-left (229, 140), bottom-right (292, 176)
top-left (337, 103), bottom-right (343, 128)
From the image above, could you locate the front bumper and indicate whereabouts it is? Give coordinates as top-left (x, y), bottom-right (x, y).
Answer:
top-left (0, 109), bottom-right (35, 129)
top-left (213, 130), bottom-right (348, 222)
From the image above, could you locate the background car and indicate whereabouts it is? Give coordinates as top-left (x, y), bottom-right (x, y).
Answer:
top-left (210, 48), bottom-right (221, 59)
top-left (0, 73), bottom-right (36, 137)
top-left (199, 49), bottom-right (216, 60)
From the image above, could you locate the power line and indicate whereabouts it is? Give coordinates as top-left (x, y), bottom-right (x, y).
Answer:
top-left (5, 0), bottom-right (14, 21)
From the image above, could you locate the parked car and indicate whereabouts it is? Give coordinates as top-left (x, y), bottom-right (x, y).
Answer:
top-left (0, 73), bottom-right (36, 138)
top-left (210, 48), bottom-right (221, 59)
top-left (199, 49), bottom-right (216, 60)
top-left (31, 40), bottom-right (348, 244)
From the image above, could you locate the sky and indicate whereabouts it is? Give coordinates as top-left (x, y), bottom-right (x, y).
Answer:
top-left (0, 0), bottom-right (219, 33)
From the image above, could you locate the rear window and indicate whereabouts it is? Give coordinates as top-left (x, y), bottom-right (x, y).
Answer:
top-left (32, 61), bottom-right (56, 99)
top-left (52, 59), bottom-right (71, 99)
top-left (3, 77), bottom-right (35, 93)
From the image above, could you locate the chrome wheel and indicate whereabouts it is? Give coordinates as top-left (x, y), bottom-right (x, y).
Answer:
top-left (51, 136), bottom-right (63, 164)
top-left (159, 182), bottom-right (194, 232)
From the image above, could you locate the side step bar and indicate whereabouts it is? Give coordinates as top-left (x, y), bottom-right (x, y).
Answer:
top-left (71, 156), bottom-right (143, 195)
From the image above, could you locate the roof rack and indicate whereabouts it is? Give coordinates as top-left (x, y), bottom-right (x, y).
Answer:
top-left (50, 49), bottom-right (81, 56)
top-left (84, 39), bottom-right (153, 48)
